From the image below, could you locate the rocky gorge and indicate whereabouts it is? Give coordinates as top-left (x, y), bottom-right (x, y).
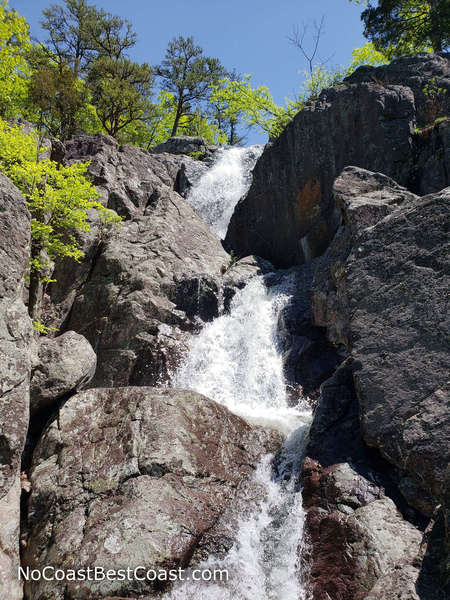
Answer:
top-left (0, 52), bottom-right (449, 600)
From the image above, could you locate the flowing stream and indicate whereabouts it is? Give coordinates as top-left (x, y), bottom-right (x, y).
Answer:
top-left (166, 146), bottom-right (311, 600)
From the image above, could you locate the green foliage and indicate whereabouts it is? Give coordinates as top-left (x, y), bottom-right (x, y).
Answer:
top-left (347, 41), bottom-right (388, 70)
top-left (87, 56), bottom-right (154, 137)
top-left (0, 0), bottom-right (31, 118)
top-left (358, 1), bottom-right (449, 57)
top-left (422, 77), bottom-right (448, 124)
top-left (33, 319), bottom-right (58, 334)
top-left (0, 118), bottom-right (120, 314)
top-left (209, 74), bottom-right (292, 140)
top-left (28, 49), bottom-right (89, 140)
top-left (156, 36), bottom-right (225, 137)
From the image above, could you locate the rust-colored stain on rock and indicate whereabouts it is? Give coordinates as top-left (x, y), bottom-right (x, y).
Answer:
top-left (295, 178), bottom-right (322, 222)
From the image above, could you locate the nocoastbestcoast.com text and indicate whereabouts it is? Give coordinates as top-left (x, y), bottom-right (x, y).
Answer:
top-left (19, 566), bottom-right (229, 583)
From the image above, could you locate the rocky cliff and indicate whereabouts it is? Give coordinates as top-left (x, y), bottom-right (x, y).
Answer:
top-left (0, 53), bottom-right (448, 600)
top-left (0, 174), bottom-right (34, 600)
top-left (225, 53), bottom-right (450, 267)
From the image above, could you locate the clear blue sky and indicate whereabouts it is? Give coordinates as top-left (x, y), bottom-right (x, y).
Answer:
top-left (10, 0), bottom-right (367, 144)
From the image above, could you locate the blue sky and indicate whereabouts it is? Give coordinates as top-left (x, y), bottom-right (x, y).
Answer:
top-left (10, 0), bottom-right (367, 144)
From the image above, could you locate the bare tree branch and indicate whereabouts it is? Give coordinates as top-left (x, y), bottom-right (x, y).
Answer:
top-left (288, 15), bottom-right (326, 75)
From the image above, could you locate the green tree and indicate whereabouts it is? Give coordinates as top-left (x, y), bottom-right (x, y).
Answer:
top-left (85, 9), bottom-right (136, 60)
top-left (0, 0), bottom-right (31, 117)
top-left (41, 0), bottom-right (96, 77)
top-left (209, 74), bottom-right (296, 140)
top-left (0, 118), bottom-right (120, 319)
top-left (358, 1), bottom-right (450, 57)
top-left (41, 0), bottom-right (137, 74)
top-left (87, 56), bottom-right (154, 138)
top-left (156, 36), bottom-right (224, 137)
top-left (27, 48), bottom-right (89, 140)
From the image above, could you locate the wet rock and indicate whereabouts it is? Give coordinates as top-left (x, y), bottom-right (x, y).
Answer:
top-left (225, 53), bottom-right (449, 267)
top-left (0, 173), bottom-right (34, 599)
top-left (174, 158), bottom-right (209, 197)
top-left (272, 263), bottom-right (341, 399)
top-left (24, 387), bottom-right (277, 600)
top-left (30, 331), bottom-right (96, 415)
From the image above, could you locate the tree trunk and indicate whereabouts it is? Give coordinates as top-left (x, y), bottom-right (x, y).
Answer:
top-left (171, 99), bottom-right (184, 137)
top-left (429, 0), bottom-right (443, 51)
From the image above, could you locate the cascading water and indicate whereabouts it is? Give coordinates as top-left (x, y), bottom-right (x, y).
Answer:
top-left (165, 146), bottom-right (311, 599)
top-left (186, 145), bottom-right (263, 238)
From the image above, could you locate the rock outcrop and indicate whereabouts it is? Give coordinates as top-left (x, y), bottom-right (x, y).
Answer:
top-left (151, 135), bottom-right (217, 162)
top-left (30, 331), bottom-right (96, 415)
top-left (225, 53), bottom-right (450, 267)
top-left (42, 135), bottom-right (232, 388)
top-left (311, 167), bottom-right (449, 515)
top-left (23, 387), bottom-right (278, 600)
top-left (302, 459), bottom-right (425, 600)
top-left (0, 174), bottom-right (34, 599)
top-left (303, 166), bottom-right (449, 596)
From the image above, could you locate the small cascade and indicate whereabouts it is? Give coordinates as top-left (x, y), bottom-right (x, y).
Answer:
top-left (165, 146), bottom-right (311, 599)
top-left (172, 273), bottom-right (306, 435)
top-left (186, 145), bottom-right (263, 238)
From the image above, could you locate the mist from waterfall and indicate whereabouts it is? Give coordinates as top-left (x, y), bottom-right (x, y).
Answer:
top-left (165, 146), bottom-right (310, 600)
top-left (186, 145), bottom-right (263, 238)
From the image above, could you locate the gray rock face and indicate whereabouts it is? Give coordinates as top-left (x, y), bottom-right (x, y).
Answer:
top-left (0, 173), bottom-right (34, 599)
top-left (61, 134), bottom-right (208, 219)
top-left (24, 387), bottom-right (277, 600)
top-left (30, 331), bottom-right (96, 415)
top-left (312, 168), bottom-right (450, 515)
top-left (301, 459), bottom-right (424, 600)
top-left (151, 135), bottom-right (217, 161)
top-left (59, 195), bottom-right (228, 388)
top-left (225, 53), bottom-right (450, 267)
top-left (42, 135), bottom-right (231, 388)
top-left (311, 166), bottom-right (418, 347)
top-left (306, 166), bottom-right (449, 593)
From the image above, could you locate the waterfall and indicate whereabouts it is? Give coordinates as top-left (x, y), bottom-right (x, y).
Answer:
top-left (186, 145), bottom-right (263, 238)
top-left (165, 147), bottom-right (311, 600)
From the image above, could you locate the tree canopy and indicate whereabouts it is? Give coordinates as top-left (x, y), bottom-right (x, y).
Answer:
top-left (156, 36), bottom-right (225, 137)
top-left (357, 1), bottom-right (450, 57)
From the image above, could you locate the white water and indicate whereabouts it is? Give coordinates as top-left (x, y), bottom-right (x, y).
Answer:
top-left (165, 147), bottom-right (311, 600)
top-left (186, 145), bottom-right (263, 238)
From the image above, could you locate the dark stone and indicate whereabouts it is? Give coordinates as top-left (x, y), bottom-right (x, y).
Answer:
top-left (225, 53), bottom-right (450, 268)
top-left (151, 135), bottom-right (218, 162)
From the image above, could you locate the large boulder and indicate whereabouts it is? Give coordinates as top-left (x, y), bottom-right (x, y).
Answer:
top-left (302, 459), bottom-right (425, 600)
top-left (0, 173), bottom-right (34, 599)
top-left (30, 331), bottom-right (96, 415)
top-left (61, 133), bottom-right (209, 218)
top-left (54, 193), bottom-right (230, 388)
top-left (23, 387), bottom-right (278, 600)
top-left (225, 53), bottom-right (450, 267)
